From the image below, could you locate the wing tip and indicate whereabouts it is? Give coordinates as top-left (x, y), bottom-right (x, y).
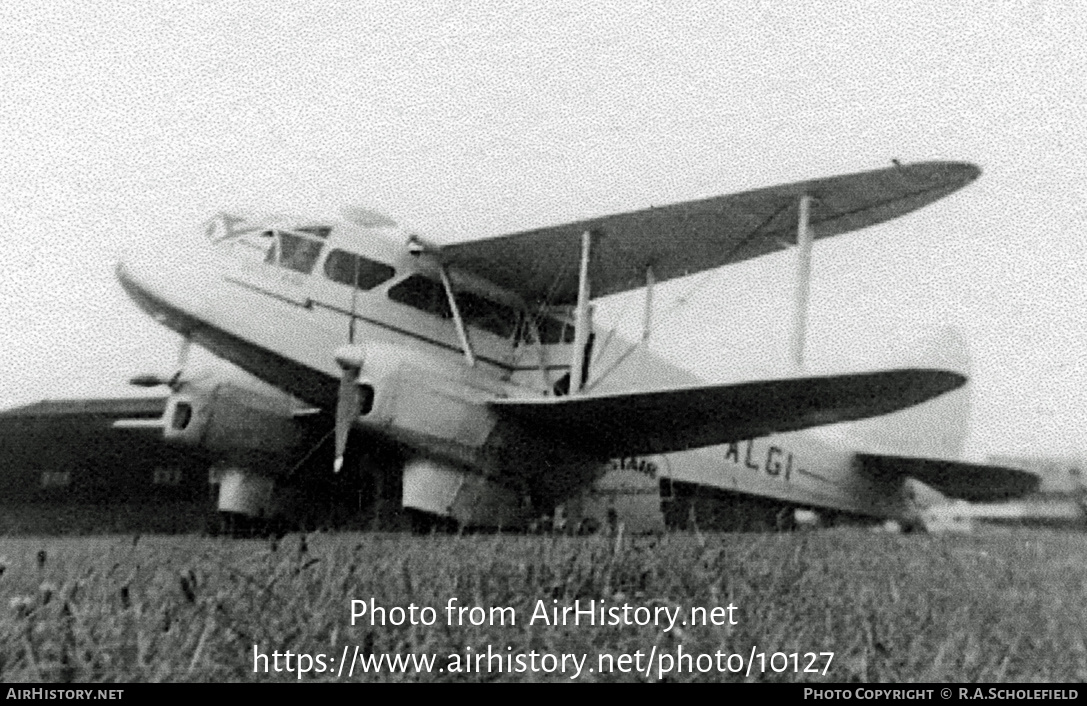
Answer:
top-left (935, 369), bottom-right (969, 392)
top-left (946, 160), bottom-right (982, 185)
top-left (904, 367), bottom-right (968, 407)
top-left (908, 160), bottom-right (982, 189)
top-left (844, 367), bottom-right (968, 420)
top-left (898, 366), bottom-right (966, 385)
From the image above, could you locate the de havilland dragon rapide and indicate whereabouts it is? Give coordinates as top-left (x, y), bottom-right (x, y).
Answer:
top-left (74, 160), bottom-right (1033, 533)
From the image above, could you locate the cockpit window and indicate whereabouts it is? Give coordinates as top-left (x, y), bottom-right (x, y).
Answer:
top-left (324, 250), bottom-right (396, 290)
top-left (388, 275), bottom-right (519, 339)
top-left (207, 213), bottom-right (331, 272)
top-left (263, 230), bottom-right (324, 274)
top-left (230, 229), bottom-right (275, 262)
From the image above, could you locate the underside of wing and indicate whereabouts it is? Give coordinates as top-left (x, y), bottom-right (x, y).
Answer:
top-left (491, 368), bottom-right (965, 458)
top-left (856, 453), bottom-right (1040, 501)
top-left (440, 161), bottom-right (980, 305)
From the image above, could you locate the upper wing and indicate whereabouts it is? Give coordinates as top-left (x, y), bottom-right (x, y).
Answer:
top-left (441, 161), bottom-right (980, 305)
top-left (855, 453), bottom-right (1040, 501)
top-left (491, 368), bottom-right (965, 458)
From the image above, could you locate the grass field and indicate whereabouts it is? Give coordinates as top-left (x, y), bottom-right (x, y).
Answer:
top-left (0, 528), bottom-right (1084, 682)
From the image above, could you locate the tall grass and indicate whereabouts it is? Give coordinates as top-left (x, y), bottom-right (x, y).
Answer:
top-left (0, 529), bottom-right (1083, 682)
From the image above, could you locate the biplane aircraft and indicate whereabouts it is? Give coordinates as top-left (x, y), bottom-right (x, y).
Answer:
top-left (102, 159), bottom-right (1037, 532)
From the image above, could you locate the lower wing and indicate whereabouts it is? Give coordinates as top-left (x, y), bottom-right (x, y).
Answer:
top-left (492, 368), bottom-right (965, 458)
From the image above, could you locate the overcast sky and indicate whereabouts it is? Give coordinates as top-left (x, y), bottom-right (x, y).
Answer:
top-left (2, 1), bottom-right (1084, 458)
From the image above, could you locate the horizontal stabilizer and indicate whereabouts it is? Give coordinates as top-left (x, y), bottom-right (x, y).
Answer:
top-left (492, 368), bottom-right (965, 458)
top-left (856, 453), bottom-right (1040, 501)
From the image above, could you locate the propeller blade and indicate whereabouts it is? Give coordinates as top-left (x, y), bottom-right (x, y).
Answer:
top-left (334, 364), bottom-right (361, 473)
top-left (129, 337), bottom-right (194, 390)
top-left (333, 344), bottom-right (368, 474)
top-left (167, 337), bottom-right (192, 391)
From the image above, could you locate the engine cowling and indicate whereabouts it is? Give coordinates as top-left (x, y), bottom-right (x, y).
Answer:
top-left (162, 378), bottom-right (302, 472)
top-left (335, 342), bottom-right (502, 465)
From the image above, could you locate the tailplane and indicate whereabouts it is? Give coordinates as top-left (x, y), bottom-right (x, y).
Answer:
top-left (843, 327), bottom-right (972, 458)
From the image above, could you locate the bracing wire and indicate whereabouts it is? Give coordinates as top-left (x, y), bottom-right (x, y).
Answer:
top-left (585, 265), bottom-right (729, 391)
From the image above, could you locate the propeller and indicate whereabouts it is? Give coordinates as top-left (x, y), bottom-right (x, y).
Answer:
top-left (333, 345), bottom-right (366, 473)
top-left (333, 247), bottom-right (368, 474)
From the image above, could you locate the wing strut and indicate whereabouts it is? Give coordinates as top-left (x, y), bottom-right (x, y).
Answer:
top-left (407, 234), bottom-right (477, 368)
top-left (642, 265), bottom-right (655, 343)
top-left (439, 264), bottom-right (476, 367)
top-left (791, 195), bottom-right (813, 372)
top-left (527, 317), bottom-right (551, 391)
top-left (569, 230), bottom-right (595, 394)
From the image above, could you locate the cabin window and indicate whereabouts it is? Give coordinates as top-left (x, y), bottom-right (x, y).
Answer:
top-left (387, 275), bottom-right (452, 319)
top-left (387, 275), bottom-right (518, 338)
top-left (521, 314), bottom-right (576, 344)
top-left (323, 250), bottom-right (396, 290)
top-left (458, 291), bottom-right (518, 339)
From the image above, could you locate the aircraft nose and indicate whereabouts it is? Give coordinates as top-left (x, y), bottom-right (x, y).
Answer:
top-left (116, 249), bottom-right (143, 301)
top-left (115, 256), bottom-right (134, 291)
top-left (116, 245), bottom-right (164, 321)
top-left (116, 242), bottom-right (166, 302)
top-left (116, 240), bottom-right (210, 333)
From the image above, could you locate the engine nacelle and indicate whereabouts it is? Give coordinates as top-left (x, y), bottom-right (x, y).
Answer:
top-left (336, 342), bottom-right (502, 462)
top-left (402, 458), bottom-right (531, 529)
top-left (162, 378), bottom-right (302, 471)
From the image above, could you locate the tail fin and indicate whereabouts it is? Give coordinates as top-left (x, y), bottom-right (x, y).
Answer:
top-left (843, 327), bottom-right (972, 459)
